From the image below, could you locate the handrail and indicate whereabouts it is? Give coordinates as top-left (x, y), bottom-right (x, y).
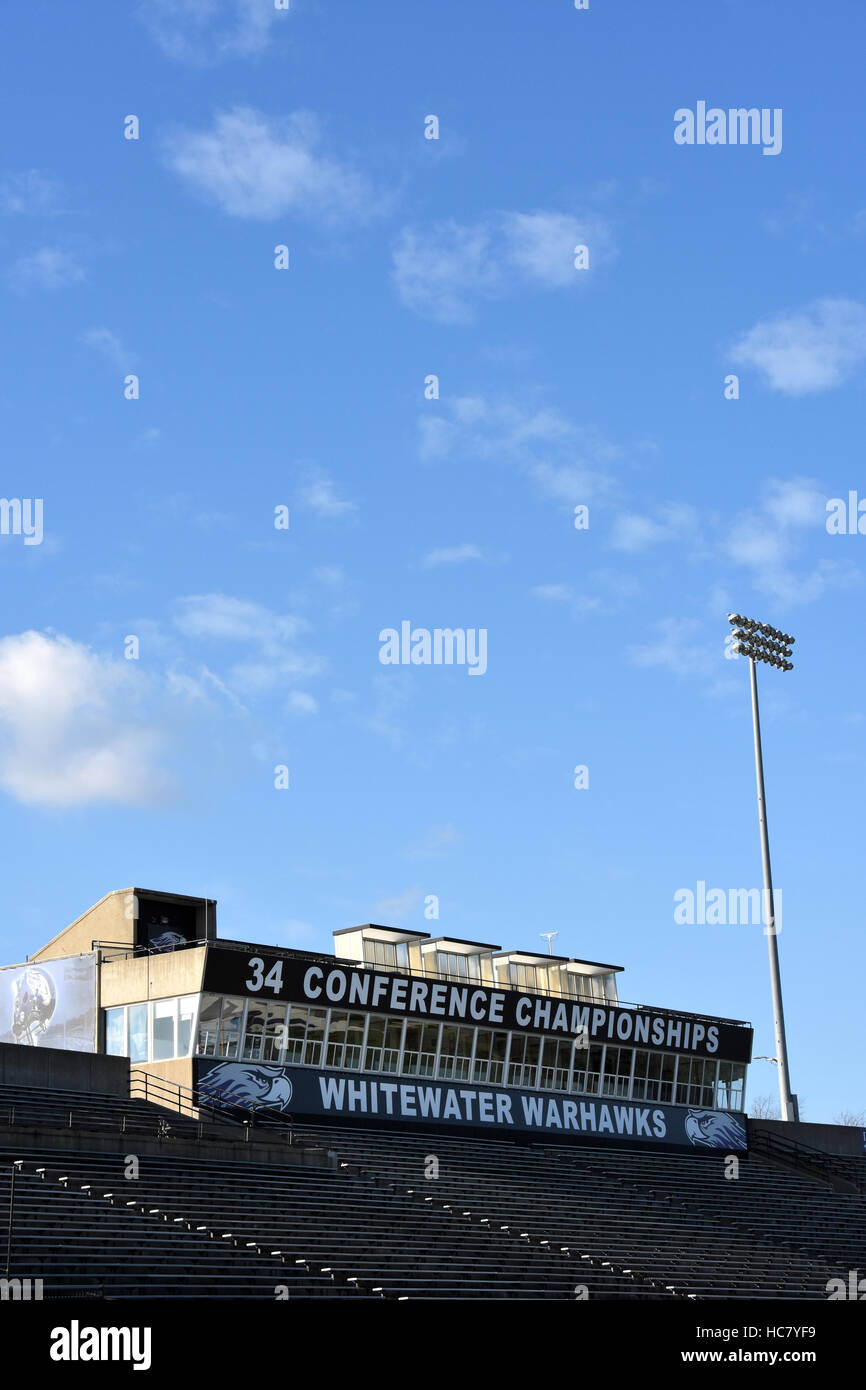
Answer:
top-left (1, 1095), bottom-right (201, 1142)
top-left (128, 1068), bottom-right (296, 1136)
top-left (129, 1069), bottom-right (232, 1125)
top-left (94, 938), bottom-right (206, 961)
top-left (749, 1126), bottom-right (864, 1193)
top-left (0, 1077), bottom-right (300, 1145)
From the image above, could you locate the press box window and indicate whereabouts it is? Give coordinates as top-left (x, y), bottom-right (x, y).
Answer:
top-left (197, 995), bottom-right (222, 1057)
top-left (365, 940), bottom-right (409, 971)
top-left (402, 1021), bottom-right (439, 1076)
top-left (128, 1003), bottom-right (148, 1064)
top-left (435, 952), bottom-right (482, 982)
top-left (177, 997), bottom-right (197, 1057)
top-left (105, 1007), bottom-right (126, 1056)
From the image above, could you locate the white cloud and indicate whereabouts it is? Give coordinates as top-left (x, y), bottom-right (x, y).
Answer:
top-left (722, 478), bottom-right (858, 604)
top-left (627, 619), bottom-right (715, 678)
top-left (760, 478), bottom-right (825, 530)
top-left (503, 211), bottom-right (613, 287)
top-left (298, 469), bottom-right (356, 519)
top-left (628, 480), bottom-right (860, 689)
top-left (370, 886), bottom-right (423, 923)
top-left (0, 170), bottom-right (64, 215)
top-left (360, 674), bottom-right (411, 749)
top-left (173, 593), bottom-right (320, 696)
top-left (610, 504), bottom-right (698, 552)
top-left (286, 691), bottom-right (318, 716)
top-left (134, 427), bottom-right (162, 448)
top-left (532, 584), bottom-right (573, 602)
top-left (406, 824), bottom-right (458, 859)
top-left (392, 221), bottom-right (500, 324)
top-left (532, 571), bottom-right (638, 616)
top-left (137, 0), bottom-right (284, 64)
top-left (421, 544), bottom-right (483, 568)
top-left (197, 664), bottom-right (250, 712)
top-left (164, 107), bottom-right (375, 222)
top-left (731, 298), bottom-right (866, 395)
top-left (393, 209), bottom-right (614, 322)
top-left (419, 394), bottom-right (618, 504)
top-left (0, 632), bottom-right (171, 807)
top-left (79, 326), bottom-right (132, 369)
top-left (174, 593), bottom-right (304, 647)
top-left (313, 566), bottom-right (344, 585)
top-left (6, 247), bottom-right (85, 292)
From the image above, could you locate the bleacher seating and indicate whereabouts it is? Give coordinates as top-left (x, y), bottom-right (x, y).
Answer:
top-left (290, 1121), bottom-right (866, 1300)
top-left (1, 1082), bottom-right (864, 1299)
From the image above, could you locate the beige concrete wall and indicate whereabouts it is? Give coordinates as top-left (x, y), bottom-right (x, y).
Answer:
top-left (99, 945), bottom-right (206, 1007)
top-left (134, 1057), bottom-right (194, 1090)
top-left (130, 1058), bottom-right (196, 1114)
top-left (31, 889), bottom-right (134, 962)
top-left (335, 931), bottom-right (364, 961)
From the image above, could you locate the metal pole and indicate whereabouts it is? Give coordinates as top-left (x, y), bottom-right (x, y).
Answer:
top-left (748, 656), bottom-right (797, 1122)
top-left (5, 1164), bottom-right (14, 1277)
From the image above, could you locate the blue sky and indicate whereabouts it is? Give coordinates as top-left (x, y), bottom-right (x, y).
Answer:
top-left (1, 0), bottom-right (864, 1122)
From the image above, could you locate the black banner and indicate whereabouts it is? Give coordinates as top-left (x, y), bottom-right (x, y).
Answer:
top-left (203, 948), bottom-right (752, 1062)
top-left (195, 1058), bottom-right (749, 1149)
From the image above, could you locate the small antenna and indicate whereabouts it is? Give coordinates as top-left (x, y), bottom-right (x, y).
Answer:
top-left (539, 931), bottom-right (558, 956)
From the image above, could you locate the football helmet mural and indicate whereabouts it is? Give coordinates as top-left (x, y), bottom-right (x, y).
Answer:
top-left (11, 967), bottom-right (57, 1045)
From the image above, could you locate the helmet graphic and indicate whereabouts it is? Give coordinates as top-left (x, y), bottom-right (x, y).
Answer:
top-left (11, 967), bottom-right (57, 1045)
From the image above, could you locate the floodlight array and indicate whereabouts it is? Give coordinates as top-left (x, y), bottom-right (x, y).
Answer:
top-left (727, 614), bottom-right (795, 671)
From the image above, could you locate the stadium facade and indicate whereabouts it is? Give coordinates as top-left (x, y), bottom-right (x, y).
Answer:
top-left (2, 887), bottom-right (753, 1152)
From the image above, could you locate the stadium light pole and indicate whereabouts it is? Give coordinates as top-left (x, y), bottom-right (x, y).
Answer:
top-left (727, 614), bottom-right (798, 1123)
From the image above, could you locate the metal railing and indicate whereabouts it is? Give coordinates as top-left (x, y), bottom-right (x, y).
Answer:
top-left (1, 1093), bottom-right (197, 1142)
top-left (749, 1126), bottom-right (864, 1193)
top-left (129, 1069), bottom-right (207, 1120)
top-left (129, 1069), bottom-right (298, 1138)
top-left (0, 1078), bottom-right (293, 1147)
top-left (93, 937), bottom-right (206, 962)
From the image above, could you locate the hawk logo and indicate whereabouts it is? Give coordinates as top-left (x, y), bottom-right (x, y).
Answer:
top-left (150, 931), bottom-right (186, 953)
top-left (197, 1062), bottom-right (293, 1115)
top-left (684, 1108), bottom-right (747, 1150)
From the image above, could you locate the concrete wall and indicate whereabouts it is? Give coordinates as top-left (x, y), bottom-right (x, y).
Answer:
top-left (132, 1057), bottom-right (195, 1109)
top-left (753, 1117), bottom-right (866, 1158)
top-left (0, 1041), bottom-right (129, 1095)
top-left (30, 889), bottom-right (134, 962)
top-left (100, 945), bottom-right (206, 1007)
